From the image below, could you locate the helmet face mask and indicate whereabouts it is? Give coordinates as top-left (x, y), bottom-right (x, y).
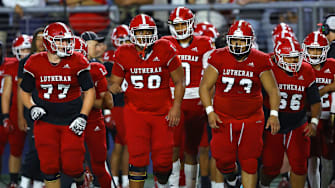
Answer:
top-left (302, 31), bottom-right (329, 65)
top-left (129, 14), bottom-right (158, 47)
top-left (169, 18), bottom-right (194, 40)
top-left (43, 22), bottom-right (74, 57)
top-left (226, 36), bottom-right (253, 55)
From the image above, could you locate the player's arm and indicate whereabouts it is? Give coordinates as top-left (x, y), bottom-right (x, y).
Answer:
top-left (17, 78), bottom-right (28, 131)
top-left (169, 65), bottom-right (185, 127)
top-left (78, 70), bottom-right (95, 116)
top-left (2, 76), bottom-right (12, 115)
top-left (109, 74), bottom-right (123, 94)
top-left (305, 82), bottom-right (321, 137)
top-left (199, 65), bottom-right (221, 129)
top-left (103, 92), bottom-right (114, 109)
top-left (260, 69), bottom-right (280, 135)
top-left (319, 75), bottom-right (335, 96)
top-left (1, 75), bottom-right (14, 131)
top-left (20, 72), bottom-right (35, 109)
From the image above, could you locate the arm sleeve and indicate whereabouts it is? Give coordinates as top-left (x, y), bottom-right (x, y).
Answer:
top-left (78, 70), bottom-right (94, 91)
top-left (306, 82), bottom-right (321, 105)
top-left (20, 73), bottom-right (36, 92)
top-left (111, 62), bottom-right (125, 77)
top-left (168, 55), bottom-right (181, 72)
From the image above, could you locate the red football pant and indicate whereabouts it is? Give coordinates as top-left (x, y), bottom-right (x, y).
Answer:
top-left (86, 117), bottom-right (112, 188)
top-left (211, 113), bottom-right (264, 174)
top-left (34, 121), bottom-right (85, 177)
top-left (124, 107), bottom-right (174, 173)
top-left (262, 123), bottom-right (310, 176)
top-left (310, 119), bottom-right (335, 159)
top-left (0, 119), bottom-right (26, 157)
top-left (112, 106), bottom-right (126, 145)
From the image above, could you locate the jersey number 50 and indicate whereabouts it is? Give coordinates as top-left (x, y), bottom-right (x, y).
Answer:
top-left (131, 75), bottom-right (161, 89)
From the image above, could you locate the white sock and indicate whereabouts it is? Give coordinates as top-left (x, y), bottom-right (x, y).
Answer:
top-left (122, 175), bottom-right (129, 187)
top-left (156, 182), bottom-right (168, 188)
top-left (112, 176), bottom-right (119, 187)
top-left (226, 176), bottom-right (237, 186)
top-left (211, 181), bottom-right (216, 188)
top-left (168, 159), bottom-right (181, 188)
top-left (19, 176), bottom-right (31, 188)
top-left (184, 164), bottom-right (198, 188)
top-left (214, 182), bottom-right (224, 188)
top-left (33, 180), bottom-right (44, 188)
top-left (321, 157), bottom-right (333, 188)
top-left (308, 157), bottom-right (320, 188)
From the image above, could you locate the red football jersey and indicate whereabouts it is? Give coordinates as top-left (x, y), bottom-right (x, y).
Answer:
top-left (312, 58), bottom-right (335, 119)
top-left (208, 47), bottom-right (272, 119)
top-left (162, 35), bottom-right (213, 99)
top-left (112, 39), bottom-right (181, 115)
top-left (102, 50), bottom-right (115, 62)
top-left (24, 51), bottom-right (90, 103)
top-left (268, 62), bottom-right (316, 113)
top-left (88, 62), bottom-right (108, 121)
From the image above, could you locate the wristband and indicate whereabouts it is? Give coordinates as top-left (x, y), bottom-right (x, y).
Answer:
top-left (205, 106), bottom-right (214, 115)
top-left (270, 110), bottom-right (278, 117)
top-left (77, 113), bottom-right (88, 120)
top-left (3, 113), bottom-right (9, 119)
top-left (311, 117), bottom-right (319, 126)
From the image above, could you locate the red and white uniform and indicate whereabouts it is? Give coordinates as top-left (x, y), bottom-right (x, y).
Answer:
top-left (310, 58), bottom-right (335, 159)
top-left (112, 39), bottom-right (181, 172)
top-left (207, 47), bottom-right (271, 174)
top-left (262, 62), bottom-right (316, 176)
top-left (23, 51), bottom-right (90, 176)
top-left (162, 35), bottom-right (213, 154)
top-left (85, 62), bottom-right (111, 188)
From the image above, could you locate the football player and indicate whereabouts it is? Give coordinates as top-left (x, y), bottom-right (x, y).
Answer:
top-left (74, 36), bottom-right (113, 188)
top-left (162, 7), bottom-right (214, 188)
top-left (260, 37), bottom-right (321, 188)
top-left (199, 20), bottom-right (280, 188)
top-left (110, 14), bottom-right (185, 188)
top-left (107, 24), bottom-right (131, 188)
top-left (20, 22), bottom-right (96, 188)
top-left (303, 31), bottom-right (335, 188)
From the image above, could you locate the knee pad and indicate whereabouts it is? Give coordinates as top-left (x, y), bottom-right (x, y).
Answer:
top-left (239, 158), bottom-right (258, 174)
top-left (129, 165), bottom-right (147, 182)
top-left (154, 170), bottom-right (172, 184)
top-left (43, 173), bottom-right (60, 182)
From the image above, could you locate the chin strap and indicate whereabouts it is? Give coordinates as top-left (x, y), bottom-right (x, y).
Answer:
top-left (138, 44), bottom-right (147, 59)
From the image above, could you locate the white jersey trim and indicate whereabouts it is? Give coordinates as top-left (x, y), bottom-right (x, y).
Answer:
top-left (171, 87), bottom-right (200, 99)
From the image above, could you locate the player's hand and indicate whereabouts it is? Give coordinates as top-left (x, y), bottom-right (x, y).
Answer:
top-left (167, 104), bottom-right (181, 127)
top-left (304, 123), bottom-right (317, 137)
top-left (265, 116), bottom-right (280, 135)
top-left (29, 105), bottom-right (47, 121)
top-left (103, 109), bottom-right (115, 130)
top-left (18, 115), bottom-right (28, 132)
top-left (109, 84), bottom-right (122, 94)
top-left (69, 114), bottom-right (88, 136)
top-left (2, 114), bottom-right (14, 133)
top-left (208, 112), bottom-right (222, 129)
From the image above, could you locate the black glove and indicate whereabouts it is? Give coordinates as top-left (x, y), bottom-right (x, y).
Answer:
top-left (29, 105), bottom-right (47, 121)
top-left (69, 114), bottom-right (88, 136)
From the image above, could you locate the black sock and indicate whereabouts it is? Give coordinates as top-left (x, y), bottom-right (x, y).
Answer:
top-left (10, 173), bottom-right (19, 184)
top-left (201, 176), bottom-right (210, 188)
